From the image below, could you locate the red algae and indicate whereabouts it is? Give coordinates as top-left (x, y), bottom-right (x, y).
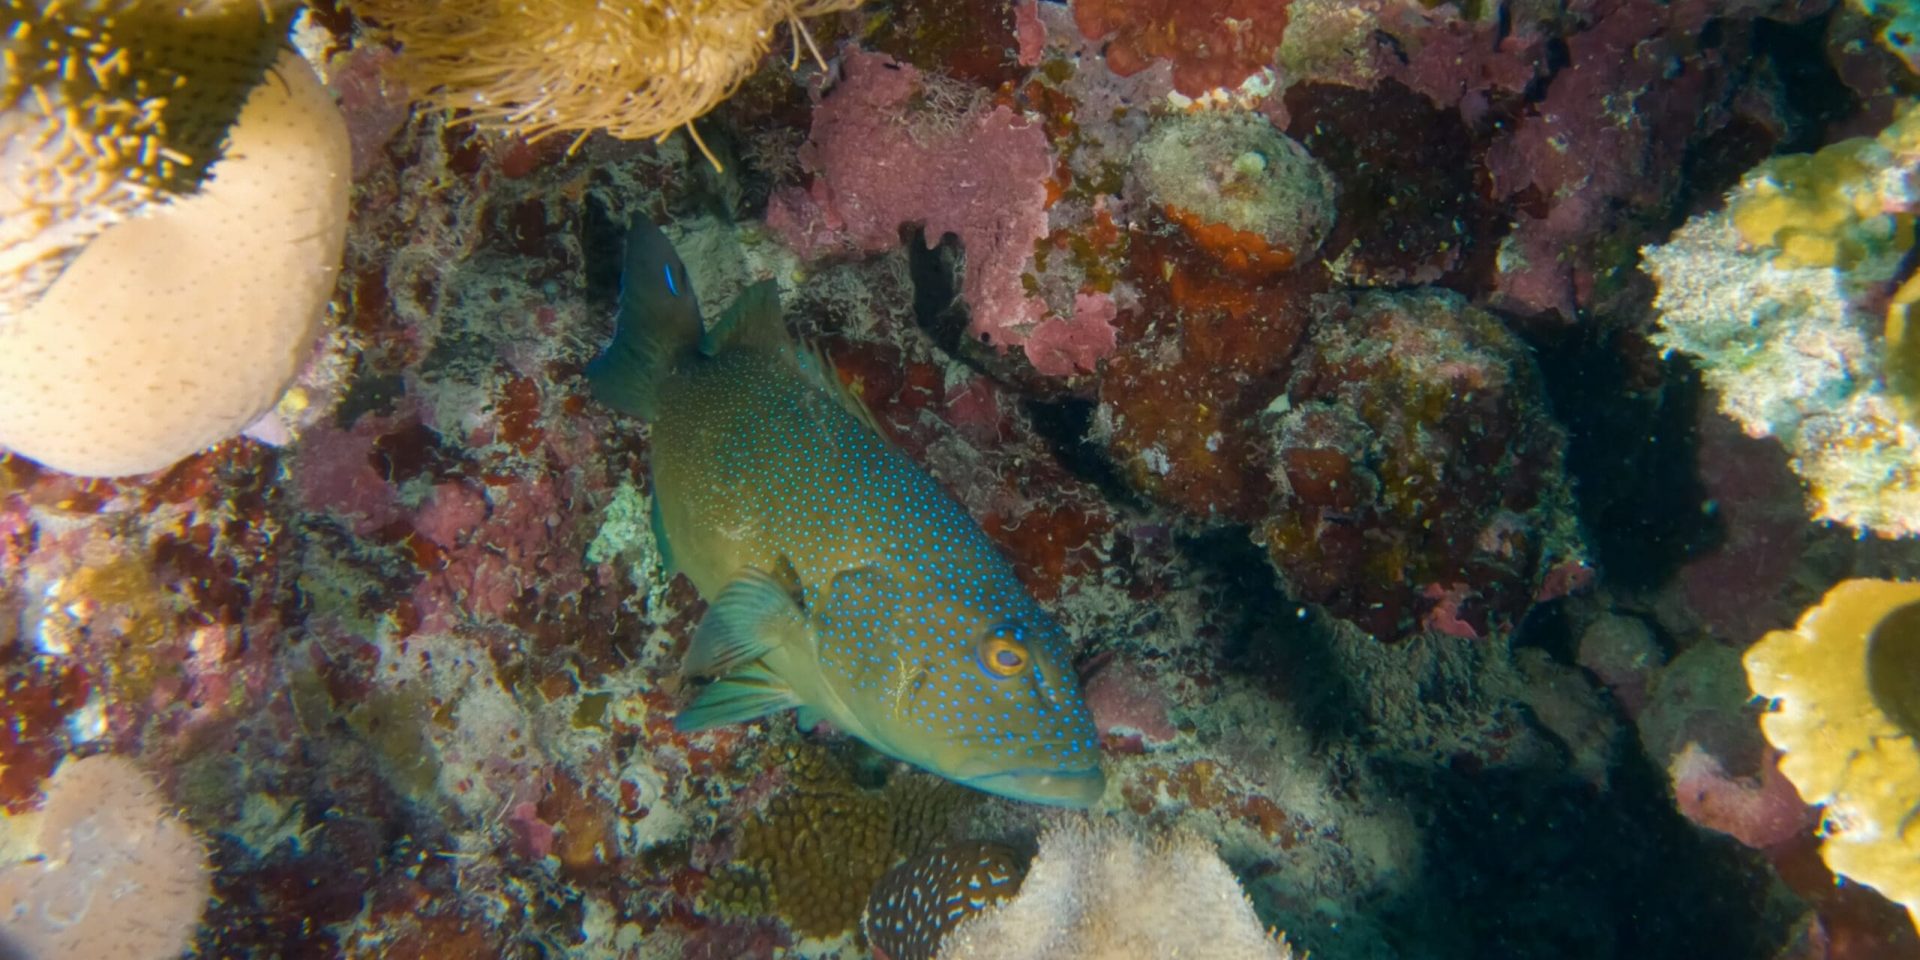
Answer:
top-left (1073, 0), bottom-right (1290, 97)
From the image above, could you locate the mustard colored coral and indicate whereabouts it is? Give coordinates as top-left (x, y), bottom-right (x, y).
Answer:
top-left (1745, 579), bottom-right (1920, 932)
top-left (348, 0), bottom-right (863, 154)
top-left (1728, 109), bottom-right (1920, 269)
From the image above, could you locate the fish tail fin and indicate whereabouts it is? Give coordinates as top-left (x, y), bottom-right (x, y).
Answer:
top-left (586, 220), bottom-right (705, 419)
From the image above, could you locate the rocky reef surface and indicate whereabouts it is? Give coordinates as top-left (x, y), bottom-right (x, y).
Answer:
top-left (7, 1), bottom-right (1920, 958)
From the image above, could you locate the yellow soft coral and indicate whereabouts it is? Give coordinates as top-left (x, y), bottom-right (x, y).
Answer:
top-left (347, 0), bottom-right (863, 164)
top-left (1745, 579), bottom-right (1920, 932)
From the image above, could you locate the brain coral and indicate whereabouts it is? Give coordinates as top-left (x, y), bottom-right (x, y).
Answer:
top-left (0, 0), bottom-right (294, 313)
top-left (0, 48), bottom-right (351, 477)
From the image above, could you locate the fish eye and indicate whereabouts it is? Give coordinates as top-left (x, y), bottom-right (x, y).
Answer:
top-left (975, 626), bottom-right (1030, 680)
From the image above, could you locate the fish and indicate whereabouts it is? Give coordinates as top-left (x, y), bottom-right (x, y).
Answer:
top-left (863, 842), bottom-right (1027, 960)
top-left (587, 220), bottom-right (1105, 808)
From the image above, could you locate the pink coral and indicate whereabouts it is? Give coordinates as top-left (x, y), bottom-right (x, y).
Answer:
top-left (1023, 292), bottom-right (1119, 377)
top-left (1669, 744), bottom-right (1814, 850)
top-left (1084, 661), bottom-right (1178, 753)
top-left (767, 49), bottom-right (1058, 353)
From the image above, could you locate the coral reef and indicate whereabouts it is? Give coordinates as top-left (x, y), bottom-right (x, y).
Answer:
top-left (0, 48), bottom-right (352, 477)
top-left (0, 755), bottom-right (212, 960)
top-left (708, 745), bottom-right (977, 938)
top-left (1746, 579), bottom-right (1920, 930)
top-left (935, 820), bottom-right (1292, 960)
top-left (8, 0), bottom-right (1920, 957)
top-left (1133, 110), bottom-right (1337, 275)
top-left (1258, 289), bottom-right (1581, 639)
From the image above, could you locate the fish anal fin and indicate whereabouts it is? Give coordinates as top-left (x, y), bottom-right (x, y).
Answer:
top-left (674, 665), bottom-right (799, 731)
top-left (683, 567), bottom-right (805, 678)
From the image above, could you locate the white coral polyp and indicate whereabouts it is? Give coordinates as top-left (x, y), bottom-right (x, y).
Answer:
top-left (0, 49), bottom-right (351, 477)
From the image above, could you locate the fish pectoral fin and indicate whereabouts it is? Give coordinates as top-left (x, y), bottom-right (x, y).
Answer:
top-left (683, 567), bottom-right (805, 678)
top-left (795, 705), bottom-right (825, 732)
top-left (674, 664), bottom-right (800, 731)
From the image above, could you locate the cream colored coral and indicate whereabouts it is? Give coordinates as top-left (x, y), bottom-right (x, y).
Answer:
top-left (936, 820), bottom-right (1293, 960)
top-left (1745, 579), bottom-right (1920, 931)
top-left (0, 755), bottom-right (211, 960)
top-left (0, 0), bottom-right (297, 313)
top-left (0, 48), bottom-right (351, 476)
top-left (349, 0), bottom-right (863, 153)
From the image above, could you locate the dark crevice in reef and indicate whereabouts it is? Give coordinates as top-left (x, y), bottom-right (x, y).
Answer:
top-left (580, 193), bottom-right (629, 317)
top-left (1183, 529), bottom-right (1366, 743)
top-left (1526, 322), bottom-right (1717, 593)
top-left (1020, 396), bottom-right (1142, 509)
top-left (1754, 9), bottom-right (1866, 157)
top-left (1372, 744), bottom-right (1786, 960)
top-left (1677, 10), bottom-right (1862, 224)
top-left (905, 226), bottom-right (971, 355)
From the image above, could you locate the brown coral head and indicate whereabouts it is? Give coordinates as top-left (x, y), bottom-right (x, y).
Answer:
top-left (1867, 598), bottom-right (1920, 741)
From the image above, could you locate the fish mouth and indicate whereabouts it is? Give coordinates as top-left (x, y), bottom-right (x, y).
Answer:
top-left (960, 764), bottom-right (1106, 808)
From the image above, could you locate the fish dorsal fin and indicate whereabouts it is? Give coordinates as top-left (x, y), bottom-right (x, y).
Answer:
top-left (699, 280), bottom-right (787, 357)
top-left (675, 664), bottom-right (800, 732)
top-left (683, 567), bottom-right (806, 679)
top-left (697, 278), bottom-right (892, 440)
top-left (794, 341), bottom-right (892, 441)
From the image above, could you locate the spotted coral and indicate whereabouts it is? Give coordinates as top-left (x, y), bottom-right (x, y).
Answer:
top-left (1745, 579), bottom-right (1920, 933)
top-left (347, 0), bottom-right (864, 157)
top-left (863, 842), bottom-right (1026, 960)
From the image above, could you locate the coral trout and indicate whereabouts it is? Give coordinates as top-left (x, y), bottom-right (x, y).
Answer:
top-left (588, 221), bottom-right (1105, 808)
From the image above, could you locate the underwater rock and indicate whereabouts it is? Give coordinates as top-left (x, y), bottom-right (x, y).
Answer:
top-left (1133, 110), bottom-right (1337, 275)
top-left (1258, 289), bottom-right (1582, 640)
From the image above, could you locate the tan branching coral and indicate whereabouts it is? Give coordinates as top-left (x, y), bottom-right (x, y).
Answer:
top-left (1746, 579), bottom-right (1920, 931)
top-left (347, 0), bottom-right (864, 161)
